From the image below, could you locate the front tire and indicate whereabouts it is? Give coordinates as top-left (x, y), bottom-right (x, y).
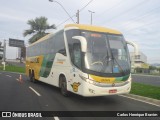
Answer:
top-left (59, 76), bottom-right (69, 97)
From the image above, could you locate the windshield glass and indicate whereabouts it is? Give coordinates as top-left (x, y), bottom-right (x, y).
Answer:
top-left (81, 31), bottom-right (130, 75)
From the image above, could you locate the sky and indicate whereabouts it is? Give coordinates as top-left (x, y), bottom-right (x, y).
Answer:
top-left (0, 0), bottom-right (160, 64)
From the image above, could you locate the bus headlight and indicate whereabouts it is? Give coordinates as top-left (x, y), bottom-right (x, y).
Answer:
top-left (79, 74), bottom-right (98, 85)
top-left (79, 74), bottom-right (87, 81)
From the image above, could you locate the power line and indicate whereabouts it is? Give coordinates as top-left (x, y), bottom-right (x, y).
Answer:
top-left (119, 5), bottom-right (160, 29)
top-left (94, 0), bottom-right (124, 18)
top-left (56, 0), bottom-right (94, 28)
top-left (56, 16), bottom-right (74, 27)
top-left (101, 0), bottom-right (147, 25)
top-left (79, 0), bottom-right (94, 12)
top-left (49, 0), bottom-right (75, 23)
top-left (124, 18), bottom-right (160, 33)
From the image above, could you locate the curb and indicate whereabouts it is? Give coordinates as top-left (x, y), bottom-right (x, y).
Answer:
top-left (132, 74), bottom-right (160, 77)
top-left (121, 94), bottom-right (160, 107)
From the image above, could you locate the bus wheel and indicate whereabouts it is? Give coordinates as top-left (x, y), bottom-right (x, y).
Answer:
top-left (29, 70), bottom-right (32, 82)
top-left (31, 71), bottom-right (36, 83)
top-left (59, 76), bottom-right (69, 97)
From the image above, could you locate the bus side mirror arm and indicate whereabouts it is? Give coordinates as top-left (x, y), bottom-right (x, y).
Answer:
top-left (72, 36), bottom-right (87, 52)
top-left (126, 40), bottom-right (139, 56)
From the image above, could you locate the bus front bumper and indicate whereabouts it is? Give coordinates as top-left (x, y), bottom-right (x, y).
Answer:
top-left (80, 78), bottom-right (131, 97)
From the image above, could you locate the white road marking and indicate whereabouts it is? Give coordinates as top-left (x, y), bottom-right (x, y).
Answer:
top-left (29, 86), bottom-right (41, 96)
top-left (16, 79), bottom-right (19, 81)
top-left (6, 75), bottom-right (12, 77)
top-left (54, 116), bottom-right (60, 120)
top-left (119, 95), bottom-right (160, 107)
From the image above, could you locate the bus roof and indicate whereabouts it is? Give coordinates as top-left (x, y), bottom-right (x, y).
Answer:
top-left (28, 24), bottom-right (121, 47)
top-left (27, 33), bottom-right (53, 47)
top-left (65, 24), bottom-right (122, 35)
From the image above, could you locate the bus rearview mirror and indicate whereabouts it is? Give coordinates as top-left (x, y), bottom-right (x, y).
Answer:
top-left (72, 36), bottom-right (87, 52)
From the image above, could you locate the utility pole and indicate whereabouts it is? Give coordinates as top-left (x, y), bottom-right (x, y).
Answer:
top-left (88, 10), bottom-right (95, 25)
top-left (76, 10), bottom-right (79, 24)
top-left (1, 40), bottom-right (6, 70)
top-left (3, 40), bottom-right (6, 63)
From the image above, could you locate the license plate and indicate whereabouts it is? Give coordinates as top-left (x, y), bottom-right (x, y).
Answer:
top-left (109, 89), bottom-right (117, 93)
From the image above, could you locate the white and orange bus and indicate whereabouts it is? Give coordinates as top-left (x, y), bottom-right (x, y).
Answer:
top-left (26, 24), bottom-right (131, 97)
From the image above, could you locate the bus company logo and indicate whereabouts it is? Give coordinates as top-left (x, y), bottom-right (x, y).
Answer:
top-left (71, 82), bottom-right (81, 92)
top-left (112, 83), bottom-right (115, 87)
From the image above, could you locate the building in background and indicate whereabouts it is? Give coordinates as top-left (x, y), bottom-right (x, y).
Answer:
top-left (17, 48), bottom-right (21, 59)
top-left (130, 51), bottom-right (149, 73)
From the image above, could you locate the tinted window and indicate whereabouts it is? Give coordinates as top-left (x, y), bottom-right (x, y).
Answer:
top-left (54, 30), bottom-right (66, 56)
top-left (26, 30), bottom-right (66, 57)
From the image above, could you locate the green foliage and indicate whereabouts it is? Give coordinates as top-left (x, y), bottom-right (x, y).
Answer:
top-left (131, 82), bottom-right (160, 100)
top-left (0, 65), bottom-right (25, 73)
top-left (134, 67), bottom-right (143, 73)
top-left (28, 33), bottom-right (49, 44)
top-left (23, 16), bottom-right (56, 44)
top-left (149, 65), bottom-right (157, 70)
top-left (156, 67), bottom-right (160, 74)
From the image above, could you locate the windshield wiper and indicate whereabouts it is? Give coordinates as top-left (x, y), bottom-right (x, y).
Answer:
top-left (110, 52), bottom-right (126, 75)
top-left (99, 50), bottom-right (126, 75)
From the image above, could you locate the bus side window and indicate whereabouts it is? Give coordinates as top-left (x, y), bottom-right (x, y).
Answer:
top-left (73, 43), bottom-right (81, 69)
top-left (54, 30), bottom-right (66, 56)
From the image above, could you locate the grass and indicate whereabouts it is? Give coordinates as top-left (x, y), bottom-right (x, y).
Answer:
top-left (0, 65), bottom-right (25, 73)
top-left (131, 82), bottom-right (160, 100)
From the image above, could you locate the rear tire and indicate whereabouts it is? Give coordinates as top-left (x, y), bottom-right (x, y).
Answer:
top-left (59, 76), bottom-right (69, 97)
top-left (32, 72), bottom-right (36, 83)
top-left (29, 70), bottom-right (32, 82)
top-left (30, 71), bottom-right (36, 83)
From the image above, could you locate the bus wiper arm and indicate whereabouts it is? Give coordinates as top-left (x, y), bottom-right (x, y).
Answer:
top-left (111, 53), bottom-right (126, 75)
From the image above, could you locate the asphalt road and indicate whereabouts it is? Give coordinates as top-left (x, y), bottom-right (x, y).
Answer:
top-left (132, 74), bottom-right (160, 87)
top-left (0, 71), bottom-right (159, 120)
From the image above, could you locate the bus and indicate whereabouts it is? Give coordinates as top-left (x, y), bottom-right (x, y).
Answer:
top-left (26, 24), bottom-right (131, 97)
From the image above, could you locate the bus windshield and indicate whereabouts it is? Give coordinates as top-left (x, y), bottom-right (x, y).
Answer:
top-left (81, 31), bottom-right (131, 76)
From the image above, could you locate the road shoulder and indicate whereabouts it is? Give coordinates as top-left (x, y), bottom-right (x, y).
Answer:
top-left (120, 94), bottom-right (160, 107)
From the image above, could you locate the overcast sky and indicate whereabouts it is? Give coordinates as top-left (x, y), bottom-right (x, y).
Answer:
top-left (0, 0), bottom-right (160, 64)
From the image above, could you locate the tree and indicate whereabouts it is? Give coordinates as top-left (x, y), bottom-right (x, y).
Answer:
top-left (157, 67), bottom-right (160, 74)
top-left (23, 16), bottom-right (56, 44)
top-left (149, 65), bottom-right (156, 71)
top-left (135, 67), bottom-right (143, 73)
